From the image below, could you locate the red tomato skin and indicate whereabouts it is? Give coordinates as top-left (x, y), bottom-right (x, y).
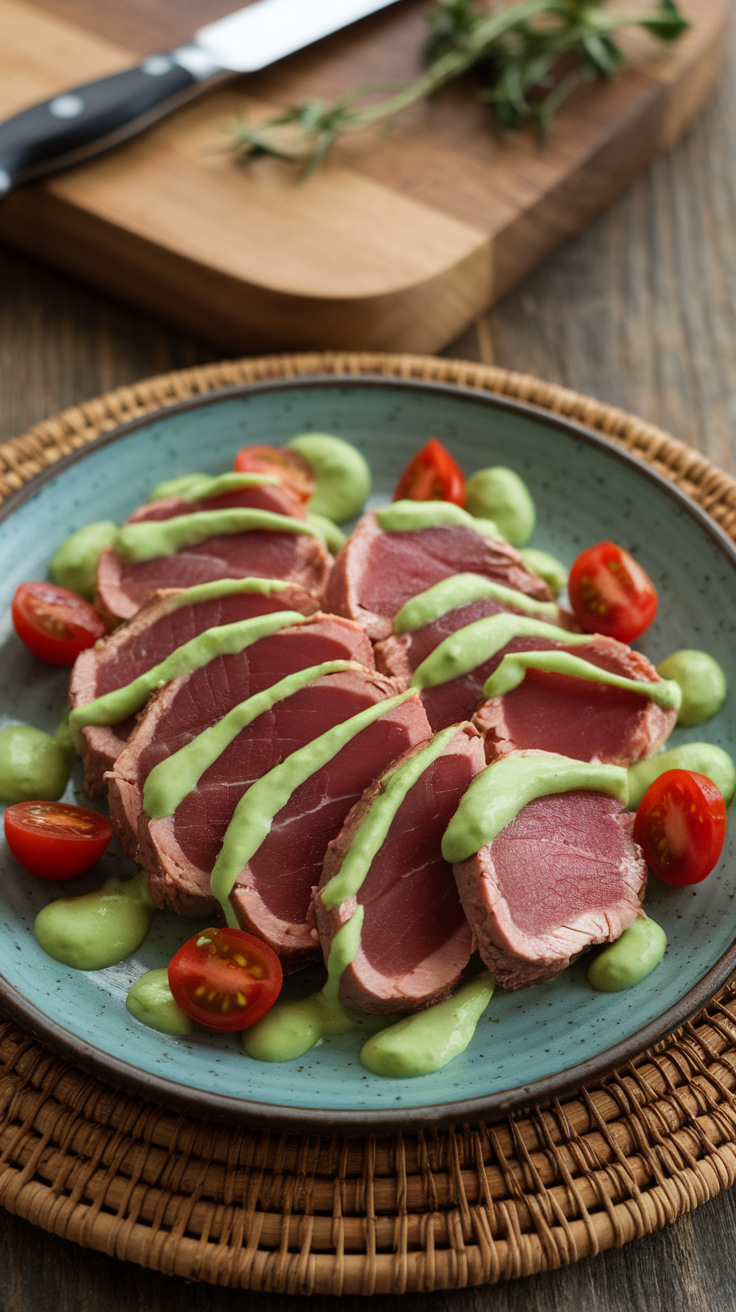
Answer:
top-left (568, 541), bottom-right (658, 643)
top-left (12, 582), bottom-right (106, 665)
top-left (633, 769), bottom-right (726, 886)
top-left (168, 928), bottom-right (282, 1031)
top-left (233, 445), bottom-right (314, 503)
top-left (4, 802), bottom-right (112, 879)
top-left (393, 439), bottom-right (466, 507)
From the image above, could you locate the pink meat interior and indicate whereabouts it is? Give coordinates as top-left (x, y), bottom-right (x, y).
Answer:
top-left (497, 669), bottom-right (651, 760)
top-left (130, 482), bottom-right (305, 522)
top-left (357, 527), bottom-right (517, 620)
top-left (420, 636), bottom-right (561, 732)
top-left (114, 530), bottom-right (318, 606)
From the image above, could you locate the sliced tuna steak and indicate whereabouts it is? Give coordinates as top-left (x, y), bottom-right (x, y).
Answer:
top-left (70, 582), bottom-right (318, 796)
top-left (453, 765), bottom-right (647, 990)
top-left (106, 614), bottom-right (374, 865)
top-left (128, 481), bottom-right (306, 524)
top-left (473, 634), bottom-right (676, 766)
top-left (315, 725), bottom-right (484, 1014)
top-left (229, 690), bottom-right (431, 971)
top-left (324, 511), bottom-right (554, 640)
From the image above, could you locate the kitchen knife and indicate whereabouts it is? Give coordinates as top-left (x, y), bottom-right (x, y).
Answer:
top-left (0, 0), bottom-right (400, 194)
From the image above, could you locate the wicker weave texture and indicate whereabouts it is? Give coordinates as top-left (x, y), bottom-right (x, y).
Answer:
top-left (1, 350), bottom-right (736, 1293)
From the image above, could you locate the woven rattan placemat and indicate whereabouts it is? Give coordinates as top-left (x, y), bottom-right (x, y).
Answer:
top-left (1, 351), bottom-right (736, 1294)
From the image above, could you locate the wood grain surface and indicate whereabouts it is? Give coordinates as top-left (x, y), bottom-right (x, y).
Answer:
top-left (2, 3), bottom-right (736, 1308)
top-left (0, 0), bottom-right (726, 354)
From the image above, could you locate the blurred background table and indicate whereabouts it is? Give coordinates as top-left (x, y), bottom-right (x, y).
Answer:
top-left (3, 4), bottom-right (736, 1310)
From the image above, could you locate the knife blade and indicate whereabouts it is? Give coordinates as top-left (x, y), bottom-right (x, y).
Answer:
top-left (0, 0), bottom-right (400, 195)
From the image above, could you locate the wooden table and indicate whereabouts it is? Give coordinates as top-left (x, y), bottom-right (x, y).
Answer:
top-left (3, 9), bottom-right (736, 1311)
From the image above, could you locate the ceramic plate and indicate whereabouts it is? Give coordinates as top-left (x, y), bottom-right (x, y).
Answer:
top-left (1, 376), bottom-right (735, 1132)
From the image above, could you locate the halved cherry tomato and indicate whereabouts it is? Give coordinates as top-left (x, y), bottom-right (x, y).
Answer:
top-left (233, 444), bottom-right (314, 503)
top-left (393, 439), bottom-right (466, 507)
top-left (168, 927), bottom-right (282, 1031)
top-left (4, 801), bottom-right (112, 879)
top-left (12, 582), bottom-right (106, 665)
top-left (633, 769), bottom-right (726, 886)
top-left (567, 541), bottom-right (658, 643)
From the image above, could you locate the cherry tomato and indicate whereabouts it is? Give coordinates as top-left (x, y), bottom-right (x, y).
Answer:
top-left (4, 801), bottom-right (113, 880)
top-left (393, 439), bottom-right (466, 507)
top-left (168, 927), bottom-right (282, 1031)
top-left (12, 582), bottom-right (106, 665)
top-left (233, 445), bottom-right (314, 503)
top-left (633, 769), bottom-right (726, 886)
top-left (567, 541), bottom-right (658, 643)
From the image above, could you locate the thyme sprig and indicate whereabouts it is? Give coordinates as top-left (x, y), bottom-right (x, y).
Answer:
top-left (225, 0), bottom-right (688, 175)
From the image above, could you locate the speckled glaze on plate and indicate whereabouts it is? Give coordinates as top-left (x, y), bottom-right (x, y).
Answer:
top-left (1, 376), bottom-right (735, 1133)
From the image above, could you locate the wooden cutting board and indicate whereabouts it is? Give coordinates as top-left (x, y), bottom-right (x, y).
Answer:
top-left (0, 0), bottom-right (727, 353)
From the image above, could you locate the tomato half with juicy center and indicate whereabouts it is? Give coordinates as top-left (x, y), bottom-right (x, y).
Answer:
top-left (12, 581), bottom-right (106, 665)
top-left (4, 801), bottom-right (113, 879)
top-left (568, 540), bottom-right (658, 643)
top-left (393, 438), bottom-right (466, 507)
top-left (633, 769), bottom-right (726, 886)
top-left (233, 444), bottom-right (314, 503)
top-left (168, 927), bottom-right (282, 1031)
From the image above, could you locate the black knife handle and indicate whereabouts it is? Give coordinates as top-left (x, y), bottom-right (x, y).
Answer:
top-left (0, 56), bottom-right (221, 192)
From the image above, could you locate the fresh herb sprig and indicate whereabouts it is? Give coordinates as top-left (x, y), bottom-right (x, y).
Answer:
top-left (225, 0), bottom-right (688, 175)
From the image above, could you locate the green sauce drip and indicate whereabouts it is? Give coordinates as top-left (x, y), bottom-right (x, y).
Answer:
top-left (360, 971), bottom-right (495, 1078)
top-left (394, 573), bottom-right (561, 634)
top-left (155, 576), bottom-right (289, 612)
top-left (34, 870), bottom-right (157, 970)
top-left (520, 548), bottom-right (567, 597)
top-left (656, 649), bottom-right (727, 726)
top-left (443, 753), bottom-right (628, 864)
top-left (287, 433), bottom-right (371, 524)
top-left (0, 725), bottom-right (72, 804)
top-left (126, 968), bottom-right (193, 1034)
top-left (587, 916), bottom-right (666, 992)
top-left (465, 467), bottom-right (535, 547)
top-left (69, 609), bottom-right (306, 741)
top-left (321, 725), bottom-right (460, 912)
top-left (149, 472), bottom-right (278, 502)
top-left (114, 509), bottom-right (320, 564)
top-left (376, 501), bottom-right (502, 540)
top-left (144, 659), bottom-right (362, 819)
top-left (210, 691), bottom-right (415, 925)
top-left (50, 520), bottom-right (118, 601)
top-left (411, 613), bottom-right (591, 690)
top-left (627, 742), bottom-right (736, 809)
top-left (483, 649), bottom-right (681, 712)
top-left (242, 910), bottom-right (363, 1061)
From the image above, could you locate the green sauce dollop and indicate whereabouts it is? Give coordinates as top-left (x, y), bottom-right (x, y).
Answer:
top-left (587, 916), bottom-right (666, 992)
top-left (627, 742), bottom-right (736, 808)
top-left (520, 548), bottom-right (567, 597)
top-left (394, 573), bottom-right (561, 634)
top-left (466, 467), bottom-right (535, 547)
top-left (656, 649), bottom-right (727, 727)
top-left (287, 434), bottom-right (371, 524)
top-left (50, 521), bottom-right (118, 601)
top-left (0, 725), bottom-right (71, 804)
top-left (126, 968), bottom-right (193, 1034)
top-left (360, 971), bottom-right (495, 1078)
top-left (34, 870), bottom-right (157, 970)
top-left (376, 500), bottom-right (501, 539)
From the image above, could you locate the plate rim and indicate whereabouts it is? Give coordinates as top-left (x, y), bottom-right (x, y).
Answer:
top-left (2, 371), bottom-right (735, 1132)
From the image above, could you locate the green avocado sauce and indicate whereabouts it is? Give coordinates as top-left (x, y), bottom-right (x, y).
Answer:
top-left (360, 971), bottom-right (495, 1078)
top-left (69, 609), bottom-right (306, 742)
top-left (483, 649), bottom-right (681, 712)
top-left (587, 916), bottom-right (666, 993)
top-left (656, 649), bottom-right (727, 727)
top-left (144, 659), bottom-right (363, 819)
top-left (149, 471), bottom-right (278, 502)
top-left (306, 510), bottom-right (347, 554)
top-left (376, 501), bottom-right (503, 540)
top-left (287, 433), bottom-right (371, 524)
top-left (443, 753), bottom-right (628, 864)
top-left (50, 521), bottom-right (118, 601)
top-left (0, 725), bottom-right (72, 803)
top-left (126, 968), bottom-right (193, 1034)
top-left (411, 613), bottom-right (591, 690)
top-left (34, 870), bottom-right (157, 970)
top-left (114, 509), bottom-right (320, 565)
top-left (627, 742), bottom-right (736, 809)
top-left (520, 548), bottom-right (567, 597)
top-left (394, 574), bottom-right (561, 634)
top-left (155, 576), bottom-right (290, 613)
top-left (210, 690), bottom-right (416, 925)
top-left (465, 467), bottom-right (535, 547)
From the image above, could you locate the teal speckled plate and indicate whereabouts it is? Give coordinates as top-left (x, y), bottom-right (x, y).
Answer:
top-left (1, 376), bottom-right (735, 1132)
